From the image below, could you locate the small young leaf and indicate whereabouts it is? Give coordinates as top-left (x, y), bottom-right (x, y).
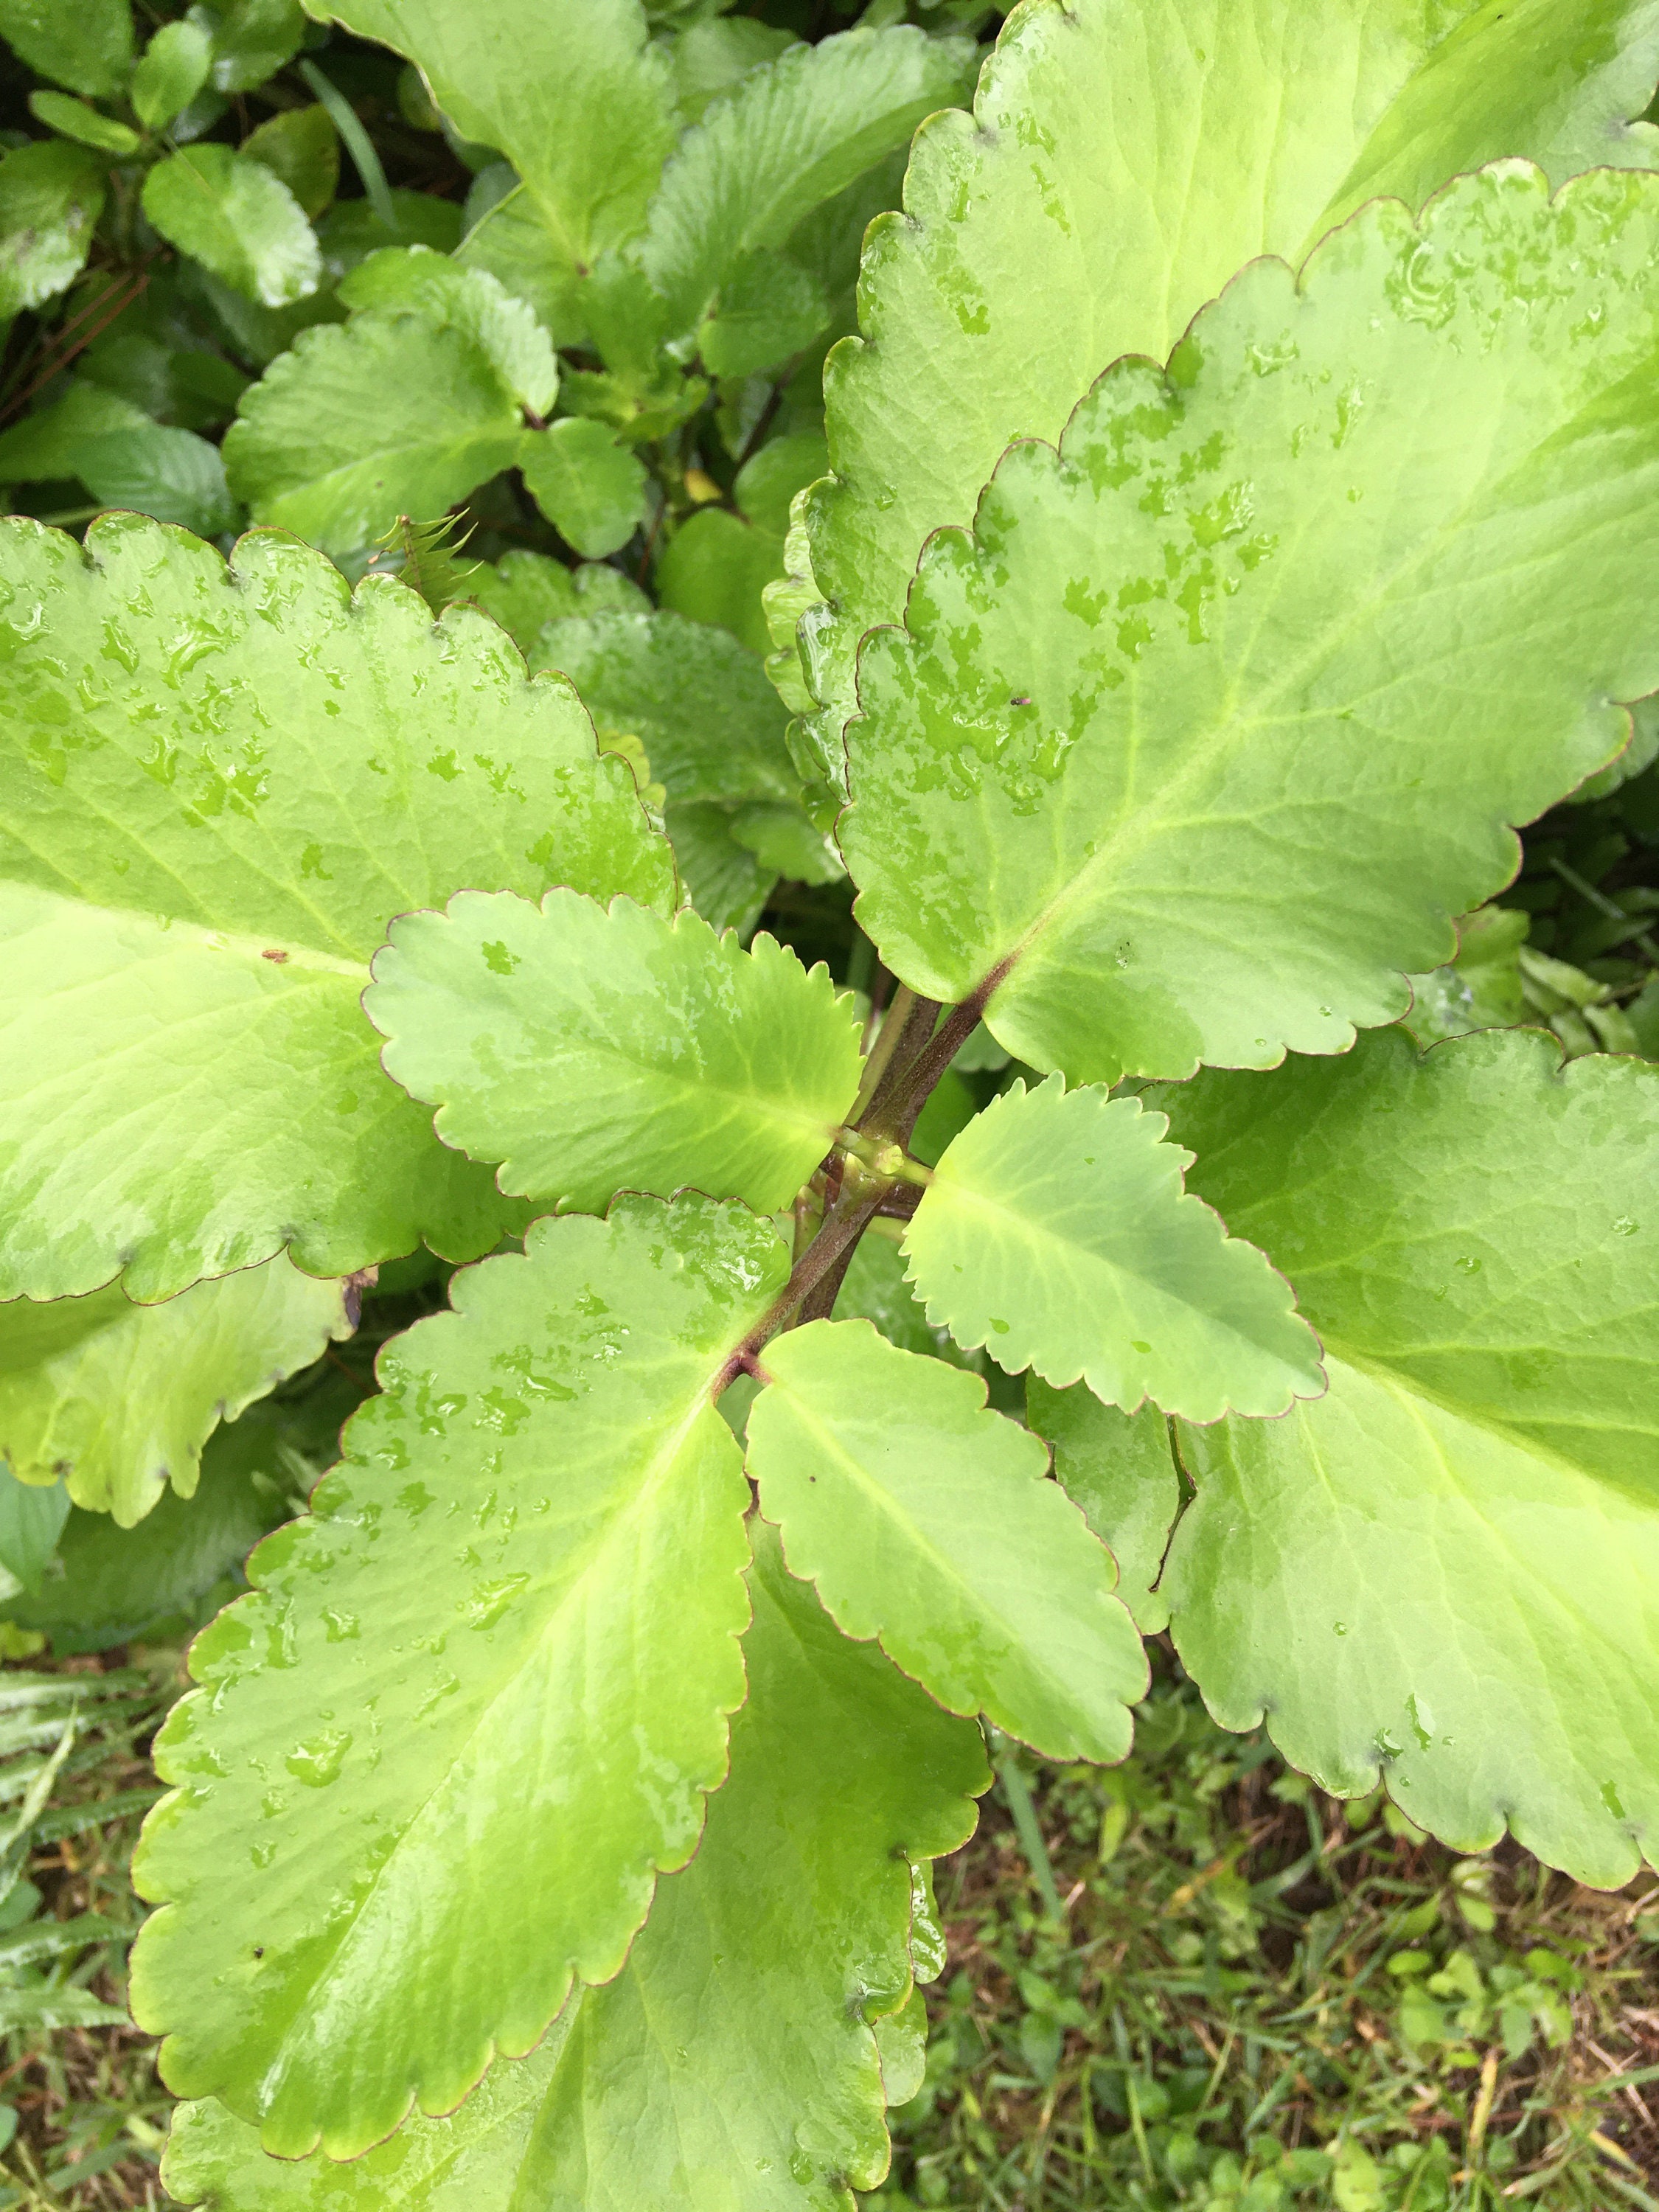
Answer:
top-left (367, 889), bottom-right (861, 1216)
top-left (159, 1528), bottom-right (987, 2209)
top-left (0, 143), bottom-right (104, 316)
top-left (748, 1319), bottom-right (1147, 1760)
top-left (239, 105), bottom-right (339, 221)
top-left (848, 169), bottom-right (1659, 1085)
top-left (131, 1195), bottom-right (787, 2158)
top-left (0, 0), bottom-right (133, 97)
top-left (902, 1079), bottom-right (1322, 1420)
top-left (1026, 1381), bottom-right (1180, 1635)
top-left (131, 18), bottom-right (213, 131)
top-left (27, 91), bottom-right (141, 156)
top-left (0, 1257), bottom-right (350, 1526)
top-left (1160, 1028), bottom-right (1659, 1887)
top-left (0, 517), bottom-right (669, 1302)
top-left (520, 417), bottom-right (648, 559)
top-left (142, 147), bottom-right (321, 310)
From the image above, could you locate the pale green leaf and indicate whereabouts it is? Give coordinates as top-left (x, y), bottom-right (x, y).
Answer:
top-left (159, 1528), bottom-right (987, 2210)
top-left (802, 0), bottom-right (1659, 764)
top-left (453, 184), bottom-right (576, 338)
top-left (902, 1079), bottom-right (1322, 1420)
top-left (0, 1256), bottom-right (349, 1525)
top-left (1160, 1028), bottom-right (1659, 1886)
top-left (28, 90), bottom-right (141, 155)
top-left (132, 18), bottom-right (212, 131)
top-left (367, 889), bottom-right (862, 1215)
top-left (223, 311), bottom-right (532, 558)
top-left (302, 0), bottom-right (675, 316)
top-left (142, 147), bottom-right (321, 310)
top-left (503, 1526), bottom-right (987, 2206)
top-left (336, 246), bottom-right (557, 413)
top-left (131, 1195), bottom-right (786, 2157)
top-left (240, 106), bottom-right (339, 223)
top-left (0, 515), bottom-right (669, 1303)
top-left (1026, 1381), bottom-right (1179, 1635)
top-left (1574, 692), bottom-right (1659, 802)
top-left (0, 0), bottom-right (132, 96)
top-left (0, 142), bottom-right (105, 317)
top-left (831, 1225), bottom-right (987, 1375)
top-left (749, 1319), bottom-right (1145, 1759)
top-left (3, 1407), bottom-right (299, 1656)
top-left (520, 417), bottom-right (647, 560)
top-left (639, 26), bottom-right (971, 338)
top-left (846, 170), bottom-right (1659, 1083)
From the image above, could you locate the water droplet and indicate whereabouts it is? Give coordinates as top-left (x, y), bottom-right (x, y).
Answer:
top-left (1615, 1216), bottom-right (1637, 1237)
top-left (285, 1728), bottom-right (352, 1788)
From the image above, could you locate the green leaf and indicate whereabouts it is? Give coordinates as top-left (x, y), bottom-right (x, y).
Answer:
top-left (901, 1079), bottom-right (1322, 1420)
top-left (1026, 1381), bottom-right (1180, 1635)
top-left (521, 417), bottom-right (648, 560)
top-left (0, 382), bottom-right (234, 535)
top-left (0, 1470), bottom-right (69, 1595)
top-left (462, 546), bottom-right (647, 653)
top-left (0, 1256), bottom-right (349, 1525)
top-left (240, 105), bottom-right (339, 222)
top-left (159, 1528), bottom-right (987, 2210)
top-left (132, 18), bottom-right (213, 131)
top-left (302, 0), bottom-right (675, 321)
top-left (656, 800), bottom-right (774, 933)
top-left (697, 246), bottom-right (827, 378)
top-left (528, 607), bottom-right (798, 809)
top-left (453, 184), bottom-right (576, 338)
top-left (1403, 905), bottom-right (1530, 1047)
top-left (0, 515), bottom-right (669, 1302)
top-left (638, 26), bottom-right (971, 340)
top-left (3, 1408), bottom-right (299, 1655)
top-left (832, 1225), bottom-right (985, 1374)
top-left (802, 0), bottom-right (1659, 765)
top-left (846, 170), bottom-right (1659, 1085)
top-left (0, 0), bottom-right (132, 97)
top-left (748, 1319), bottom-right (1145, 1760)
top-left (209, 0), bottom-right (306, 93)
top-left (503, 1526), bottom-right (988, 2205)
top-left (131, 1196), bottom-right (787, 2157)
top-left (0, 142), bottom-right (105, 317)
top-left (142, 147), bottom-right (321, 310)
top-left (27, 90), bottom-right (141, 156)
top-left (367, 889), bottom-right (862, 1215)
top-left (317, 189), bottom-right (462, 282)
top-left (657, 504), bottom-right (782, 655)
top-left (163, 2040), bottom-right (571, 2208)
top-left (1158, 1028), bottom-right (1659, 1886)
top-left (336, 246), bottom-right (558, 413)
top-left (223, 308), bottom-right (530, 558)
top-left (671, 17), bottom-right (797, 124)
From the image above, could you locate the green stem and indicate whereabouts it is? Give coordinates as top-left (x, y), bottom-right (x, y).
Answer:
top-left (849, 985), bottom-right (929, 1122)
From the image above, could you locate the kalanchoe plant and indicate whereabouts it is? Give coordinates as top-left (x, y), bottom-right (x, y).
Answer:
top-left (0, 0), bottom-right (1658, 2204)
